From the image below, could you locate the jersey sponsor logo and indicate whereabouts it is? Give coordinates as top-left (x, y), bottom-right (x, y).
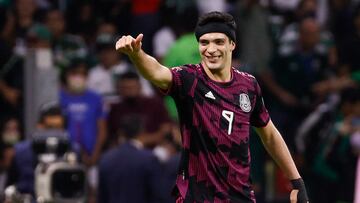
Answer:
top-left (239, 93), bottom-right (251, 112)
top-left (205, 91), bottom-right (216, 100)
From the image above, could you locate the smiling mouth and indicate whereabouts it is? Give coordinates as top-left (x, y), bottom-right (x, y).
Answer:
top-left (206, 55), bottom-right (221, 62)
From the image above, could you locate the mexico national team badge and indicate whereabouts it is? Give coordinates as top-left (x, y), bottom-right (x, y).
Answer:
top-left (239, 93), bottom-right (251, 112)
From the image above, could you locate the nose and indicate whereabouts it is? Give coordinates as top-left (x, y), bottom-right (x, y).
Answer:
top-left (207, 43), bottom-right (216, 54)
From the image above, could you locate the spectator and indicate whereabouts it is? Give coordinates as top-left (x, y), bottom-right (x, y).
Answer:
top-left (66, 2), bottom-right (96, 45)
top-left (59, 59), bottom-right (106, 167)
top-left (96, 21), bottom-right (117, 37)
top-left (107, 72), bottom-right (171, 148)
top-left (45, 9), bottom-right (87, 70)
top-left (162, 10), bottom-right (200, 68)
top-left (298, 87), bottom-right (360, 202)
top-left (235, 0), bottom-right (273, 76)
top-left (98, 115), bottom-right (166, 203)
top-left (162, 32), bottom-right (200, 68)
top-left (264, 17), bottom-right (332, 150)
top-left (196, 0), bottom-right (227, 15)
top-left (0, 117), bottom-right (17, 202)
top-left (152, 5), bottom-right (177, 62)
top-left (13, 0), bottom-right (38, 37)
top-left (93, 0), bottom-right (131, 36)
top-left (153, 125), bottom-right (181, 203)
top-left (278, 16), bottom-right (337, 68)
top-left (6, 102), bottom-right (67, 198)
top-left (0, 24), bottom-right (51, 128)
top-left (129, 0), bottom-right (162, 54)
top-left (0, 117), bottom-right (22, 146)
top-left (87, 33), bottom-right (154, 103)
top-left (0, 140), bottom-right (14, 202)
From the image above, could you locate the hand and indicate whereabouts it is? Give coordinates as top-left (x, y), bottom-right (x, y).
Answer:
top-left (290, 190), bottom-right (309, 203)
top-left (290, 178), bottom-right (309, 203)
top-left (115, 34), bottom-right (143, 56)
top-left (81, 152), bottom-right (93, 167)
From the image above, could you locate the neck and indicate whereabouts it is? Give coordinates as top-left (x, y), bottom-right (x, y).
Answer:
top-left (201, 62), bottom-right (232, 82)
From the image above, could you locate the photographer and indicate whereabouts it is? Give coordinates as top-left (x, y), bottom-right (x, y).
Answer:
top-left (6, 102), bottom-right (68, 198)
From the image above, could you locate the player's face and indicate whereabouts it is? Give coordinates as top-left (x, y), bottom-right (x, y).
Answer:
top-left (199, 33), bottom-right (235, 71)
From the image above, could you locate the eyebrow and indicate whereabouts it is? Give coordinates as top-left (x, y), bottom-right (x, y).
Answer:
top-left (199, 37), bottom-right (227, 42)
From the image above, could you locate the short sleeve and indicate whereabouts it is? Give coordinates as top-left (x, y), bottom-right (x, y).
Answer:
top-left (250, 79), bottom-right (270, 127)
top-left (160, 65), bottom-right (197, 98)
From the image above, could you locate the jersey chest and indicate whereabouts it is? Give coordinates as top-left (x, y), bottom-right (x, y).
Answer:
top-left (185, 78), bottom-right (256, 140)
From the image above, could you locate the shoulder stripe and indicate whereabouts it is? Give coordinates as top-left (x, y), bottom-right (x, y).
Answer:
top-left (232, 67), bottom-right (255, 79)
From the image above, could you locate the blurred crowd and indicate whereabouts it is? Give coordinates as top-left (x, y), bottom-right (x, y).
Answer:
top-left (0, 0), bottom-right (360, 202)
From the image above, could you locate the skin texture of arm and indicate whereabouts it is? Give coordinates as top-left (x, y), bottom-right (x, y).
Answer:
top-left (255, 120), bottom-right (309, 203)
top-left (89, 119), bottom-right (107, 165)
top-left (255, 120), bottom-right (300, 180)
top-left (115, 34), bottom-right (172, 90)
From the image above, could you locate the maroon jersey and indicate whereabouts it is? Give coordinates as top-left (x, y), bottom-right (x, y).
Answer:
top-left (164, 64), bottom-right (270, 203)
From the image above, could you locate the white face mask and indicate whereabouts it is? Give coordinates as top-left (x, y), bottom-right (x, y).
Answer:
top-left (68, 75), bottom-right (86, 93)
top-left (2, 131), bottom-right (20, 145)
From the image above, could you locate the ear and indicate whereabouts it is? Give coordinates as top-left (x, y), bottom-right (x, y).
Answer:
top-left (230, 40), bottom-right (236, 51)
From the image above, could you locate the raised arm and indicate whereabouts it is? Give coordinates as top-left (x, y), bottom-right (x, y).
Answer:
top-left (255, 120), bottom-right (309, 203)
top-left (115, 34), bottom-right (172, 90)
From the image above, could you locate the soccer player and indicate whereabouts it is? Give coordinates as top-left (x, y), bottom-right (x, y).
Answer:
top-left (115, 11), bottom-right (309, 203)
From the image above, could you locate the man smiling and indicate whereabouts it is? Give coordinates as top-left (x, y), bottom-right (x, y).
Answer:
top-left (115, 11), bottom-right (308, 203)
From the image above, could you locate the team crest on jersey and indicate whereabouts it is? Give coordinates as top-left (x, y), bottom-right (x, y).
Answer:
top-left (239, 93), bottom-right (251, 112)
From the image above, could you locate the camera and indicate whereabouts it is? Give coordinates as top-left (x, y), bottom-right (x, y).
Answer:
top-left (32, 130), bottom-right (87, 203)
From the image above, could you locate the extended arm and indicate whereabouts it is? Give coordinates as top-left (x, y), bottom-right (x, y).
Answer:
top-left (255, 120), bottom-right (308, 203)
top-left (115, 34), bottom-right (172, 90)
top-left (255, 120), bottom-right (300, 179)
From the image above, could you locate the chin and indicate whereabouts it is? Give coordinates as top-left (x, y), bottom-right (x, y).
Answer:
top-left (206, 63), bottom-right (222, 70)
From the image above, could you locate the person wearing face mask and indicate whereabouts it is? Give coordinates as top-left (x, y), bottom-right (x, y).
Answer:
top-left (0, 118), bottom-right (18, 202)
top-left (59, 59), bottom-right (107, 202)
top-left (6, 102), bottom-right (67, 199)
top-left (107, 71), bottom-right (171, 149)
top-left (59, 59), bottom-right (107, 167)
top-left (0, 117), bottom-right (22, 147)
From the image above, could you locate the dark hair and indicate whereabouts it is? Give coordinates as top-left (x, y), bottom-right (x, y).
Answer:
top-left (60, 57), bottom-right (88, 85)
top-left (95, 33), bottom-right (117, 51)
top-left (0, 116), bottom-right (17, 134)
top-left (195, 11), bottom-right (237, 42)
top-left (38, 101), bottom-right (63, 123)
top-left (117, 71), bottom-right (140, 81)
top-left (119, 115), bottom-right (144, 139)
